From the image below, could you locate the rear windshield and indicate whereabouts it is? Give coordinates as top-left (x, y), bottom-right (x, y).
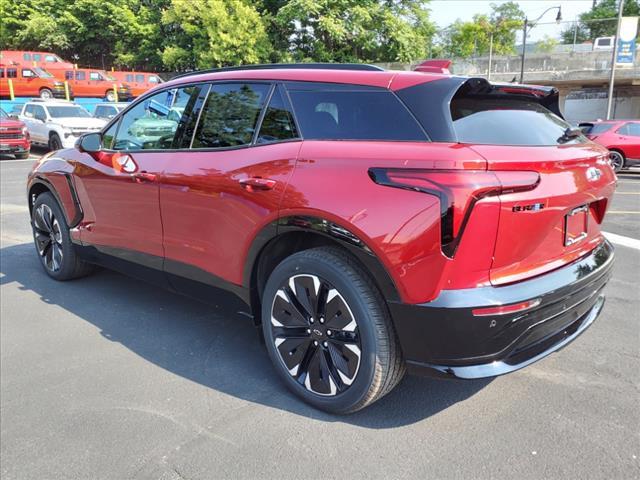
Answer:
top-left (288, 89), bottom-right (427, 141)
top-left (581, 123), bottom-right (614, 134)
top-left (451, 98), bottom-right (584, 146)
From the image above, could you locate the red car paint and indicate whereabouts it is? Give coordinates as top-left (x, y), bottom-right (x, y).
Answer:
top-left (0, 109), bottom-right (30, 157)
top-left (26, 66), bottom-right (616, 391)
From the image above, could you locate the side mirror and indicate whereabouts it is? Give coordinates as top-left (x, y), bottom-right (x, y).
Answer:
top-left (76, 132), bottom-right (102, 153)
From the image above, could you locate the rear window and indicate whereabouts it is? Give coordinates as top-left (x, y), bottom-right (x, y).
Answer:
top-left (288, 89), bottom-right (427, 141)
top-left (450, 98), bottom-right (583, 146)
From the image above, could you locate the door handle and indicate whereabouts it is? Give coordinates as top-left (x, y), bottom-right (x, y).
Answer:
top-left (132, 171), bottom-right (157, 183)
top-left (239, 177), bottom-right (276, 191)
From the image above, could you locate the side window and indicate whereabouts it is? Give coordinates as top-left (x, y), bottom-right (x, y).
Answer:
top-left (624, 123), bottom-right (640, 137)
top-left (102, 120), bottom-right (119, 149)
top-left (126, 74), bottom-right (134, 82)
top-left (33, 105), bottom-right (47, 121)
top-left (33, 54), bottom-right (41, 62)
top-left (75, 71), bottom-right (86, 81)
top-left (7, 68), bottom-right (17, 78)
top-left (135, 74), bottom-right (145, 83)
top-left (45, 55), bottom-right (55, 62)
top-left (257, 86), bottom-right (298, 144)
top-left (287, 88), bottom-right (427, 141)
top-left (192, 83), bottom-right (270, 148)
top-left (22, 69), bottom-right (34, 78)
top-left (148, 76), bottom-right (159, 84)
top-left (89, 72), bottom-right (101, 81)
top-left (94, 106), bottom-right (105, 117)
top-left (24, 105), bottom-right (35, 117)
top-left (111, 85), bottom-right (199, 151)
top-left (0, 69), bottom-right (4, 78)
top-left (23, 53), bottom-right (31, 61)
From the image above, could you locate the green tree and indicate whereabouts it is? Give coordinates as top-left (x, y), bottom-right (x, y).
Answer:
top-left (440, 1), bottom-right (524, 57)
top-left (562, 0), bottom-right (640, 42)
top-left (161, 0), bottom-right (272, 70)
top-left (274, 0), bottom-right (435, 63)
top-left (535, 35), bottom-right (558, 53)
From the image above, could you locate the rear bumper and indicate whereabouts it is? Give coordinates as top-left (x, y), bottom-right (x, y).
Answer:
top-left (389, 240), bottom-right (614, 379)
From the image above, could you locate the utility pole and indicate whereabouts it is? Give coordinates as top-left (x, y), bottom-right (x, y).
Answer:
top-left (488, 32), bottom-right (494, 81)
top-left (606, 0), bottom-right (625, 120)
top-left (519, 18), bottom-right (528, 83)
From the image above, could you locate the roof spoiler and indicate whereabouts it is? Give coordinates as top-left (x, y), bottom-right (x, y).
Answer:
top-left (458, 78), bottom-right (564, 119)
top-left (414, 60), bottom-right (452, 74)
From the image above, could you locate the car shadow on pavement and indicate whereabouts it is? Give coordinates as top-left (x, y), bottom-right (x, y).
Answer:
top-left (0, 242), bottom-right (492, 428)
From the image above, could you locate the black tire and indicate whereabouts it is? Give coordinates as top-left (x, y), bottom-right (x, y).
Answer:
top-left (14, 152), bottom-right (30, 159)
top-left (262, 247), bottom-right (405, 414)
top-left (39, 88), bottom-right (53, 100)
top-left (49, 133), bottom-right (63, 151)
top-left (31, 192), bottom-right (94, 281)
top-left (609, 150), bottom-right (625, 173)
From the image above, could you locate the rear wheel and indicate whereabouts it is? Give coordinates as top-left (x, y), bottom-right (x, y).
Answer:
top-left (49, 133), bottom-right (63, 151)
top-left (105, 90), bottom-right (116, 102)
top-left (39, 88), bottom-right (53, 100)
top-left (261, 247), bottom-right (405, 413)
top-left (609, 150), bottom-right (625, 173)
top-left (31, 192), bottom-right (93, 280)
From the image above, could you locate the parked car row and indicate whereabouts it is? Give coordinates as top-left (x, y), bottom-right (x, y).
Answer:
top-left (0, 50), bottom-right (162, 100)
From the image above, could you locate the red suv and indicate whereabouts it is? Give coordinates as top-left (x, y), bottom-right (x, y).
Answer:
top-left (26, 65), bottom-right (616, 413)
top-left (0, 108), bottom-right (30, 158)
top-left (579, 120), bottom-right (640, 172)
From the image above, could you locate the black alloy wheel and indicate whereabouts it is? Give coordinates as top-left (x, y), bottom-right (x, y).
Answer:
top-left (33, 203), bottom-right (64, 272)
top-left (270, 273), bottom-right (362, 396)
top-left (262, 247), bottom-right (405, 413)
top-left (31, 192), bottom-right (94, 280)
top-left (609, 150), bottom-right (625, 173)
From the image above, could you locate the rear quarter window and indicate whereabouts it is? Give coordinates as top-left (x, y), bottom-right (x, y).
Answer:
top-left (287, 89), bottom-right (427, 141)
top-left (450, 98), bottom-right (584, 146)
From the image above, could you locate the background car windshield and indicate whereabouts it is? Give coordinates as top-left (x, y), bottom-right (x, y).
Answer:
top-left (451, 99), bottom-right (586, 146)
top-left (34, 68), bottom-right (53, 78)
top-left (0, 108), bottom-right (8, 118)
top-left (47, 106), bottom-right (91, 118)
top-left (582, 123), bottom-right (614, 134)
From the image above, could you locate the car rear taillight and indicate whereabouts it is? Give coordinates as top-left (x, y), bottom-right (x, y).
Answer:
top-left (369, 168), bottom-right (539, 257)
top-left (472, 298), bottom-right (541, 317)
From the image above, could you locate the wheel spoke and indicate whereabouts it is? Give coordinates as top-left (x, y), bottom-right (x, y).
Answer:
top-left (34, 231), bottom-right (51, 256)
top-left (322, 347), bottom-right (346, 392)
top-left (271, 289), bottom-right (308, 327)
top-left (289, 275), bottom-right (320, 319)
top-left (33, 206), bottom-right (50, 232)
top-left (323, 288), bottom-right (357, 331)
top-left (51, 243), bottom-right (63, 271)
top-left (275, 337), bottom-right (312, 375)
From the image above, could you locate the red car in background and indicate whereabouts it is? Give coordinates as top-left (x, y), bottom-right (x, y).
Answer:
top-left (580, 120), bottom-right (640, 172)
top-left (0, 50), bottom-right (74, 70)
top-left (111, 71), bottom-right (162, 97)
top-left (0, 108), bottom-right (30, 159)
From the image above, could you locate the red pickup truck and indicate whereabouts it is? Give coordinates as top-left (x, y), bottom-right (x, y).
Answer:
top-left (0, 107), bottom-right (30, 159)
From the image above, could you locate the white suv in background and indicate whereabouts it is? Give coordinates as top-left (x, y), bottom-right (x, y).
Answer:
top-left (19, 100), bottom-right (107, 150)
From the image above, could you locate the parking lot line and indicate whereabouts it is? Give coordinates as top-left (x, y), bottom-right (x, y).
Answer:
top-left (614, 192), bottom-right (640, 195)
top-left (603, 231), bottom-right (640, 250)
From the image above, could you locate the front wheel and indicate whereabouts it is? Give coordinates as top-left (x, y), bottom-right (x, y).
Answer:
top-left (49, 133), bottom-right (63, 151)
top-left (31, 192), bottom-right (94, 280)
top-left (609, 150), bottom-right (625, 173)
top-left (39, 88), bottom-right (53, 100)
top-left (105, 90), bottom-right (116, 102)
top-left (14, 152), bottom-right (30, 159)
top-left (262, 247), bottom-right (405, 414)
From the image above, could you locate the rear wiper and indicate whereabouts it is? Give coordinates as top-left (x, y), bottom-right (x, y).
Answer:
top-left (557, 127), bottom-right (583, 144)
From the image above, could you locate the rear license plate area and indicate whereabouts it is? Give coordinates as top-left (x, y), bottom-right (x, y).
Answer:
top-left (564, 205), bottom-right (588, 246)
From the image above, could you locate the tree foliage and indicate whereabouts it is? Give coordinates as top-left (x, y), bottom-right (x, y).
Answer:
top-left (561, 0), bottom-right (640, 43)
top-left (440, 2), bottom-right (524, 57)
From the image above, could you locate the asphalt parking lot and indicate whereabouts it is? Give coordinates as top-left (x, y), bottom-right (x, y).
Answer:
top-left (1, 151), bottom-right (638, 479)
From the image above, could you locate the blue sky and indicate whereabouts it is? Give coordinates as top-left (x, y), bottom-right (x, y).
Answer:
top-left (429, 0), bottom-right (596, 41)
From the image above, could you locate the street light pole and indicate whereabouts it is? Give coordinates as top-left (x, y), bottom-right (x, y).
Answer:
top-left (606, 0), bottom-right (625, 120)
top-left (519, 6), bottom-right (562, 84)
top-left (520, 18), bottom-right (528, 83)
